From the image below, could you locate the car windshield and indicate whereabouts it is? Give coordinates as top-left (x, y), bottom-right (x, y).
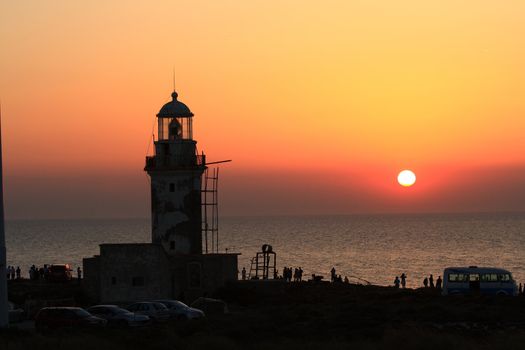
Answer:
top-left (113, 308), bottom-right (129, 314)
top-left (158, 300), bottom-right (188, 309)
top-left (73, 309), bottom-right (92, 317)
top-left (171, 301), bottom-right (189, 308)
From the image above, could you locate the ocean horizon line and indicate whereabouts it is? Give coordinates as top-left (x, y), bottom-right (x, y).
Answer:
top-left (4, 210), bottom-right (525, 223)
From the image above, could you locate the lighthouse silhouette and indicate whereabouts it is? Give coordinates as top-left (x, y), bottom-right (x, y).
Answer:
top-left (83, 89), bottom-right (238, 303)
top-left (145, 91), bottom-right (205, 255)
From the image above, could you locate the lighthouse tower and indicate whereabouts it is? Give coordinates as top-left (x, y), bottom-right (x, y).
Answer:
top-left (145, 91), bottom-right (205, 255)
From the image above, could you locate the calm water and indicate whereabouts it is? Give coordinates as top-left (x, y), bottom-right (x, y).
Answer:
top-left (5, 213), bottom-right (525, 288)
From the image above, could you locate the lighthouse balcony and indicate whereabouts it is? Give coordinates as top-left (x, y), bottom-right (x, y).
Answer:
top-left (145, 154), bottom-right (205, 170)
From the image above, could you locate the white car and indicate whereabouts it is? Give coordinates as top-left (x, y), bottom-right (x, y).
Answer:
top-left (87, 305), bottom-right (150, 327)
top-left (126, 302), bottom-right (170, 323)
top-left (154, 300), bottom-right (205, 320)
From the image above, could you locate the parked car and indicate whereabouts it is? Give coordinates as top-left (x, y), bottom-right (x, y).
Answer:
top-left (48, 264), bottom-right (73, 282)
top-left (154, 300), bottom-right (205, 320)
top-left (126, 302), bottom-right (170, 323)
top-left (35, 307), bottom-right (107, 330)
top-left (87, 305), bottom-right (151, 327)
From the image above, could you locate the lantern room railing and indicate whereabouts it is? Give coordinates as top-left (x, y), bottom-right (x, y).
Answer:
top-left (145, 154), bottom-right (205, 171)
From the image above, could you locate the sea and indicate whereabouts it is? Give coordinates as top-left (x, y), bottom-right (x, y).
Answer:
top-left (5, 213), bottom-right (525, 289)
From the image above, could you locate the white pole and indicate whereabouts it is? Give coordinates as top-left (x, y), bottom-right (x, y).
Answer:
top-left (0, 103), bottom-right (8, 328)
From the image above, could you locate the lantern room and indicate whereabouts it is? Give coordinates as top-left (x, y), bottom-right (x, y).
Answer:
top-left (156, 92), bottom-right (194, 141)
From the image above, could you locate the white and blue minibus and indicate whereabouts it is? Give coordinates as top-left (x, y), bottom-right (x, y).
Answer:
top-left (442, 266), bottom-right (518, 296)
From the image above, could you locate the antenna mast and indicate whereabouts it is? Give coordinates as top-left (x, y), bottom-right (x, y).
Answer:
top-left (172, 65), bottom-right (176, 92)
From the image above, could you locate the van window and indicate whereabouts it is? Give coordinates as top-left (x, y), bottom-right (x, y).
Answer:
top-left (481, 274), bottom-right (498, 282)
top-left (448, 273), bottom-right (468, 282)
top-left (468, 274), bottom-right (479, 281)
top-left (499, 274), bottom-right (511, 282)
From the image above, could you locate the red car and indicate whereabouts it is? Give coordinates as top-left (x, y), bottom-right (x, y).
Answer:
top-left (35, 307), bottom-right (107, 330)
top-left (48, 264), bottom-right (73, 282)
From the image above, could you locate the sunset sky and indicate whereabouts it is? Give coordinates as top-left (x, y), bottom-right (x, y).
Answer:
top-left (1, 1), bottom-right (524, 219)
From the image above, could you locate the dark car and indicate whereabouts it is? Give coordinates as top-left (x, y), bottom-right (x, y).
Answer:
top-left (87, 305), bottom-right (150, 327)
top-left (126, 302), bottom-right (170, 323)
top-left (48, 264), bottom-right (73, 282)
top-left (35, 307), bottom-right (107, 330)
top-left (154, 300), bottom-right (205, 320)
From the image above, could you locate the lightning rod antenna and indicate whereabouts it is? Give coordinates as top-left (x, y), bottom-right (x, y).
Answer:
top-left (172, 65), bottom-right (176, 92)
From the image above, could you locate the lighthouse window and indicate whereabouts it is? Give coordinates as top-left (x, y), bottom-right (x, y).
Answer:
top-left (111, 276), bottom-right (117, 285)
top-left (169, 183), bottom-right (175, 192)
top-left (170, 241), bottom-right (175, 250)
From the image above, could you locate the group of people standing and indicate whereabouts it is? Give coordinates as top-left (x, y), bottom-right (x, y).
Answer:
top-left (393, 273), bottom-right (443, 290)
top-left (283, 266), bottom-right (303, 282)
top-left (330, 267), bottom-right (348, 283)
top-left (29, 264), bottom-right (50, 281)
top-left (423, 274), bottom-right (442, 290)
top-left (393, 273), bottom-right (407, 288)
top-left (6, 266), bottom-right (21, 280)
top-left (8, 264), bottom-right (82, 281)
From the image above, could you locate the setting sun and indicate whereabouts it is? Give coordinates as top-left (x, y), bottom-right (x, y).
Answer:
top-left (398, 170), bottom-right (416, 187)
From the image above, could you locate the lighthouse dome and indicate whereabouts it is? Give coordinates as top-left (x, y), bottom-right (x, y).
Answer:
top-left (157, 92), bottom-right (194, 118)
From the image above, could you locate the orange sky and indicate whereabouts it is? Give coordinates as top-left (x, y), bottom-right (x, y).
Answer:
top-left (1, 1), bottom-right (524, 219)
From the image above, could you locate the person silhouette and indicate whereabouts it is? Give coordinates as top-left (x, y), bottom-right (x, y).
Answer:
top-left (400, 273), bottom-right (407, 288)
top-left (330, 267), bottom-right (336, 282)
top-left (436, 276), bottom-right (443, 291)
top-left (394, 276), bottom-right (400, 288)
top-left (429, 274), bottom-right (434, 288)
top-left (423, 277), bottom-right (428, 288)
top-left (241, 267), bottom-right (247, 280)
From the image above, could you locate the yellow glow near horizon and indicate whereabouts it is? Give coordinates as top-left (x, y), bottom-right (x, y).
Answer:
top-left (398, 170), bottom-right (416, 187)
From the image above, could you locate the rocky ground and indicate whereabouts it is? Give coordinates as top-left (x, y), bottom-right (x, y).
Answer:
top-left (2, 280), bottom-right (525, 349)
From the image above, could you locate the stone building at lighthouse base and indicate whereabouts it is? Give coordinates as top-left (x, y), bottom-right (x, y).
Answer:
top-left (83, 244), bottom-right (238, 303)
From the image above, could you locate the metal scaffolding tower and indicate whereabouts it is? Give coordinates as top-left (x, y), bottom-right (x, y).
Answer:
top-left (249, 244), bottom-right (277, 280)
top-left (202, 167), bottom-right (219, 253)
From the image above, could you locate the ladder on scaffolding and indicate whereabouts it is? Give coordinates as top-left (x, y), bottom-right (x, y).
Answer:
top-left (201, 167), bottom-right (219, 254)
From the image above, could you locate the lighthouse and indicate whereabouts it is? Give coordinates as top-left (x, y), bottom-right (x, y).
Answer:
top-left (145, 91), bottom-right (205, 255)
top-left (83, 88), bottom-right (238, 303)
